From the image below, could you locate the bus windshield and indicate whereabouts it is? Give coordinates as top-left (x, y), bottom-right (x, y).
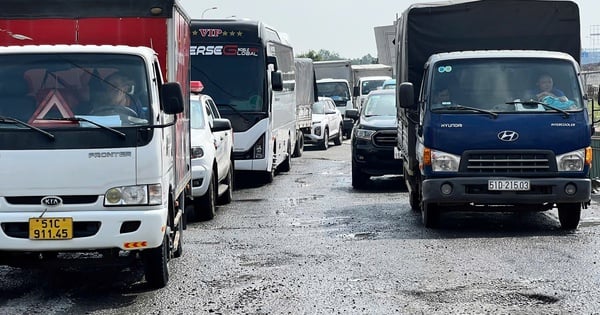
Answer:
top-left (191, 45), bottom-right (265, 112)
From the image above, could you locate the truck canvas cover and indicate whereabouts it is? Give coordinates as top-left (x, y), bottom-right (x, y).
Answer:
top-left (397, 0), bottom-right (580, 87)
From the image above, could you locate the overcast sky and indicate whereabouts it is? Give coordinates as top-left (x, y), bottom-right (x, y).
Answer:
top-left (179, 0), bottom-right (600, 59)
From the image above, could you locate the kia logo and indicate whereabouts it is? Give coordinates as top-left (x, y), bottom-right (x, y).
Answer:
top-left (497, 130), bottom-right (519, 142)
top-left (41, 196), bottom-right (62, 207)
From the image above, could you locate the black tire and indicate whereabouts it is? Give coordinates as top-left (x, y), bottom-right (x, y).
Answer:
top-left (409, 190), bottom-right (421, 212)
top-left (260, 169), bottom-right (274, 184)
top-left (196, 172), bottom-right (216, 221)
top-left (293, 131), bottom-right (304, 157)
top-left (333, 124), bottom-right (343, 145)
top-left (352, 162), bottom-right (369, 189)
top-left (218, 163), bottom-right (234, 205)
top-left (320, 129), bottom-right (329, 150)
top-left (279, 140), bottom-right (292, 172)
top-left (422, 202), bottom-right (440, 228)
top-left (143, 231), bottom-right (169, 289)
top-left (557, 203), bottom-right (581, 230)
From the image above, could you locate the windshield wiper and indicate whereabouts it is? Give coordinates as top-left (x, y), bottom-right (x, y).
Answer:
top-left (0, 116), bottom-right (55, 140)
top-left (505, 100), bottom-right (570, 118)
top-left (46, 117), bottom-right (126, 138)
top-left (436, 105), bottom-right (498, 119)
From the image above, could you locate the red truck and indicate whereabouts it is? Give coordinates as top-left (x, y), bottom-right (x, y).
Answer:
top-left (0, 0), bottom-right (192, 288)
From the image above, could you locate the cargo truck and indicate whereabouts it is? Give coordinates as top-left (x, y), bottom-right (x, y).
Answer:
top-left (314, 60), bottom-right (355, 138)
top-left (395, 0), bottom-right (592, 229)
top-left (292, 58), bottom-right (317, 157)
top-left (0, 0), bottom-right (192, 288)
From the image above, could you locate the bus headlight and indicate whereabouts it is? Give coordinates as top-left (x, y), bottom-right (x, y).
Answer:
top-left (557, 149), bottom-right (585, 171)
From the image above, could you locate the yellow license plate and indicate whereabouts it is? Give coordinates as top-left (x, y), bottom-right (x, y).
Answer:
top-left (29, 217), bottom-right (73, 240)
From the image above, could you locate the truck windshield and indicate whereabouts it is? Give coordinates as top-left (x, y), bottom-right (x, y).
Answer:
top-left (190, 45), bottom-right (265, 112)
top-left (317, 82), bottom-right (350, 106)
top-left (429, 58), bottom-right (583, 113)
top-left (0, 54), bottom-right (150, 128)
top-left (361, 79), bottom-right (387, 95)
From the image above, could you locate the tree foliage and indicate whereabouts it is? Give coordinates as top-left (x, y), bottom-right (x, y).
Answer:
top-left (296, 49), bottom-right (377, 65)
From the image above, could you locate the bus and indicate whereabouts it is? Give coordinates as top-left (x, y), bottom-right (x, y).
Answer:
top-left (190, 19), bottom-right (296, 183)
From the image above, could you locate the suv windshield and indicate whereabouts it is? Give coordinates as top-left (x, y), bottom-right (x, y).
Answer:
top-left (363, 93), bottom-right (396, 116)
top-left (429, 58), bottom-right (583, 113)
top-left (0, 53), bottom-right (150, 128)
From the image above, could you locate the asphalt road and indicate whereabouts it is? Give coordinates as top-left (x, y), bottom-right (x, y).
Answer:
top-left (1, 139), bottom-right (600, 314)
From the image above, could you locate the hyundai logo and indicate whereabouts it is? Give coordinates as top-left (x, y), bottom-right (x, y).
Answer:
top-left (41, 196), bottom-right (62, 207)
top-left (498, 130), bottom-right (519, 142)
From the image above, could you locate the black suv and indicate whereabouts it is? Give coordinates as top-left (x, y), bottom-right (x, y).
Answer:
top-left (346, 89), bottom-right (403, 188)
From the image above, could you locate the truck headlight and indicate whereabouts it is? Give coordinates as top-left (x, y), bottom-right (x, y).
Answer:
top-left (104, 184), bottom-right (162, 206)
top-left (355, 129), bottom-right (375, 140)
top-left (191, 147), bottom-right (204, 159)
top-left (430, 149), bottom-right (460, 172)
top-left (557, 149), bottom-right (585, 171)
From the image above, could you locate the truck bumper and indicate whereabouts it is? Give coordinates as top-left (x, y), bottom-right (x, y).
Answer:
top-left (0, 208), bottom-right (167, 251)
top-left (422, 177), bottom-right (591, 205)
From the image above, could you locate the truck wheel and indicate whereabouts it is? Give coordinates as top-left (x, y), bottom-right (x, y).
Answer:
top-left (409, 191), bottom-right (421, 212)
top-left (196, 172), bottom-right (216, 221)
top-left (143, 231), bottom-right (169, 289)
top-left (260, 169), bottom-right (274, 184)
top-left (218, 163), bottom-right (234, 205)
top-left (422, 202), bottom-right (440, 228)
top-left (320, 129), bottom-right (329, 150)
top-left (333, 124), bottom-right (343, 145)
top-left (293, 131), bottom-right (303, 157)
top-left (279, 141), bottom-right (292, 172)
top-left (557, 203), bottom-right (581, 230)
top-left (352, 162), bottom-right (369, 189)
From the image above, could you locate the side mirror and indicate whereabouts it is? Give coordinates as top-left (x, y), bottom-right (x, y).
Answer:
top-left (211, 118), bottom-right (232, 132)
top-left (353, 86), bottom-right (359, 97)
top-left (267, 56), bottom-right (279, 71)
top-left (161, 82), bottom-right (184, 114)
top-left (345, 108), bottom-right (359, 120)
top-left (271, 71), bottom-right (283, 91)
top-left (398, 82), bottom-right (415, 110)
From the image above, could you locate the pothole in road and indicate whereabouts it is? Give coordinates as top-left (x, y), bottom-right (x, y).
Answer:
top-left (405, 284), bottom-right (560, 307)
top-left (579, 217), bottom-right (600, 227)
top-left (338, 231), bottom-right (378, 240)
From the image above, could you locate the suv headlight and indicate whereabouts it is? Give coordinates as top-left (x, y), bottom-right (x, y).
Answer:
top-left (557, 149), bottom-right (585, 171)
top-left (355, 129), bottom-right (375, 140)
top-left (104, 184), bottom-right (162, 206)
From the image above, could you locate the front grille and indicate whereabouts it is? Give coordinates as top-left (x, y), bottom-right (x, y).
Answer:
top-left (464, 150), bottom-right (554, 174)
top-left (5, 195), bottom-right (99, 205)
top-left (373, 130), bottom-right (397, 147)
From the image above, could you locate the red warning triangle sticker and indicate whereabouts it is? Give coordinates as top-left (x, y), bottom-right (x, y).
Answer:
top-left (28, 90), bottom-right (75, 125)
